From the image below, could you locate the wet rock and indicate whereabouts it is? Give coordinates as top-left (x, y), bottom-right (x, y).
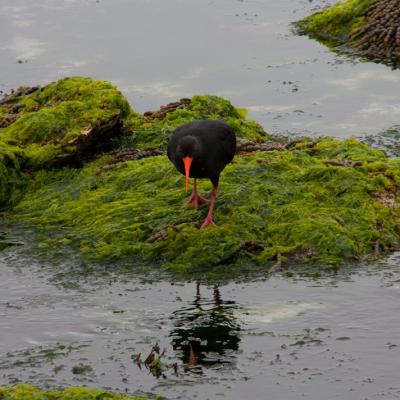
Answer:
top-left (50, 112), bottom-right (124, 168)
top-left (0, 86), bottom-right (39, 105)
top-left (143, 98), bottom-right (192, 121)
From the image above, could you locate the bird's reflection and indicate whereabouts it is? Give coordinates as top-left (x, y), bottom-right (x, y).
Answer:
top-left (170, 284), bottom-right (241, 369)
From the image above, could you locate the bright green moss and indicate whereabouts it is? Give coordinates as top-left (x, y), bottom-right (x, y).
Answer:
top-left (0, 77), bottom-right (133, 207)
top-left (2, 77), bottom-right (400, 273)
top-left (120, 95), bottom-right (268, 151)
top-left (0, 77), bottom-right (132, 168)
top-left (0, 384), bottom-right (154, 400)
top-left (295, 0), bottom-right (372, 47)
top-left (10, 137), bottom-right (400, 271)
top-left (313, 137), bottom-right (387, 160)
top-left (0, 141), bottom-right (26, 207)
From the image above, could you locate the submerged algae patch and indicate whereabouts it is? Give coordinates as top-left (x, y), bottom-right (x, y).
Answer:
top-left (0, 384), bottom-right (154, 400)
top-left (10, 137), bottom-right (400, 271)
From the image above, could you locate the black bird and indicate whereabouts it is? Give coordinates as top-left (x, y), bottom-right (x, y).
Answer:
top-left (167, 120), bottom-right (236, 229)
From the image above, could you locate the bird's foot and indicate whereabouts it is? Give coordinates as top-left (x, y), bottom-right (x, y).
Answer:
top-left (200, 215), bottom-right (215, 229)
top-left (185, 191), bottom-right (209, 210)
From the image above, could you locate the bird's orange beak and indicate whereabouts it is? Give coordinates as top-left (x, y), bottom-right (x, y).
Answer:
top-left (183, 156), bottom-right (192, 192)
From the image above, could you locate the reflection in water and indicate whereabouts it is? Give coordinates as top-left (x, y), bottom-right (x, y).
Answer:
top-left (170, 285), bottom-right (241, 368)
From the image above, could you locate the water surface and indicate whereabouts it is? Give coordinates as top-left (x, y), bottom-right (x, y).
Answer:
top-left (1, 231), bottom-right (400, 400)
top-left (1, 0), bottom-right (400, 137)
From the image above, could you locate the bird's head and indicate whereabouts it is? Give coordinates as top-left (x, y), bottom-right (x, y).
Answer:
top-left (176, 136), bottom-right (201, 192)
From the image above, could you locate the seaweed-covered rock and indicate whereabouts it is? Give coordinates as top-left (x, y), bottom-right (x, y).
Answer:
top-left (10, 136), bottom-right (400, 271)
top-left (296, 0), bottom-right (400, 68)
top-left (0, 77), bottom-right (131, 168)
top-left (0, 384), bottom-right (154, 400)
top-left (0, 77), bottom-right (131, 207)
top-left (0, 141), bottom-right (24, 206)
top-left (117, 95), bottom-right (268, 151)
top-left (2, 77), bottom-right (400, 273)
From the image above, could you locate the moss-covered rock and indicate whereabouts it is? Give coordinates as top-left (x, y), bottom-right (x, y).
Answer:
top-left (117, 95), bottom-right (268, 151)
top-left (0, 77), bottom-right (131, 207)
top-left (0, 77), bottom-right (131, 169)
top-left (296, 0), bottom-right (372, 46)
top-left (0, 384), bottom-right (155, 400)
top-left (295, 0), bottom-right (400, 68)
top-left (10, 135), bottom-right (400, 271)
top-left (2, 77), bottom-right (400, 274)
top-left (0, 141), bottom-right (24, 206)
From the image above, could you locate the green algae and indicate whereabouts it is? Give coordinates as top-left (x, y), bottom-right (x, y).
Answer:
top-left (0, 384), bottom-right (155, 400)
top-left (2, 76), bottom-right (400, 274)
top-left (118, 95), bottom-right (268, 151)
top-left (295, 0), bottom-right (372, 48)
top-left (0, 77), bottom-right (131, 207)
top-left (10, 136), bottom-right (400, 271)
top-left (0, 77), bottom-right (131, 169)
top-left (0, 141), bottom-right (25, 207)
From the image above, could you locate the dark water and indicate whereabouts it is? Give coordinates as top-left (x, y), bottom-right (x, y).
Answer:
top-left (1, 231), bottom-right (400, 400)
top-left (1, 0), bottom-right (400, 137)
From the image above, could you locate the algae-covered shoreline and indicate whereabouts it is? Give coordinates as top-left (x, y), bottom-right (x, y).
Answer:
top-left (1, 76), bottom-right (400, 273)
top-left (0, 384), bottom-right (157, 400)
top-left (295, 0), bottom-right (400, 68)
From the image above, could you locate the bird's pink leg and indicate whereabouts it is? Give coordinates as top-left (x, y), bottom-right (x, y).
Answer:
top-left (200, 187), bottom-right (218, 229)
top-left (186, 179), bottom-right (209, 210)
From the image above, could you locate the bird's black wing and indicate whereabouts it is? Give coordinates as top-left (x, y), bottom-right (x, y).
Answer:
top-left (216, 122), bottom-right (236, 165)
top-left (202, 120), bottom-right (236, 166)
